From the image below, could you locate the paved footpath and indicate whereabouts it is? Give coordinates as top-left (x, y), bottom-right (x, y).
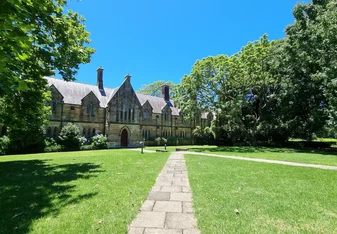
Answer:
top-left (128, 152), bottom-right (200, 234)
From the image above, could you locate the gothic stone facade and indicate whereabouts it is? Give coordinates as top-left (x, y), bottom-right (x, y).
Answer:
top-left (44, 68), bottom-right (212, 147)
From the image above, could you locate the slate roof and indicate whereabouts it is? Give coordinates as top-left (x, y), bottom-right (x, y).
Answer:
top-left (46, 77), bottom-right (180, 115)
top-left (136, 93), bottom-right (180, 116)
top-left (47, 77), bottom-right (116, 108)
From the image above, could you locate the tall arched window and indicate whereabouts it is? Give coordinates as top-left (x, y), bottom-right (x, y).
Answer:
top-left (53, 127), bottom-right (58, 139)
top-left (91, 105), bottom-right (95, 116)
top-left (46, 127), bottom-right (51, 137)
top-left (92, 128), bottom-right (96, 136)
top-left (52, 101), bottom-right (57, 114)
top-left (88, 128), bottom-right (91, 138)
top-left (128, 104), bottom-right (132, 121)
top-left (83, 128), bottom-right (86, 137)
top-left (120, 103), bottom-right (123, 121)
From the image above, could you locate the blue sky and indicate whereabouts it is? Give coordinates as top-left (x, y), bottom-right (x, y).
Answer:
top-left (64, 0), bottom-right (308, 91)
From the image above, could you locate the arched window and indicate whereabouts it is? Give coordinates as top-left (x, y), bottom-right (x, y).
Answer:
top-left (128, 105), bottom-right (132, 121)
top-left (91, 105), bottom-right (95, 116)
top-left (88, 128), bottom-right (91, 138)
top-left (92, 128), bottom-right (96, 136)
top-left (120, 103), bottom-right (123, 121)
top-left (52, 101), bottom-right (57, 114)
top-left (86, 104), bottom-right (90, 115)
top-left (53, 127), bottom-right (58, 139)
top-left (46, 127), bottom-right (51, 137)
top-left (83, 128), bottom-right (86, 136)
top-left (132, 108), bottom-right (135, 121)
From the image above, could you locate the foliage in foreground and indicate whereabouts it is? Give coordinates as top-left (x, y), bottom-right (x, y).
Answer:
top-left (0, 0), bottom-right (95, 154)
top-left (186, 155), bottom-right (337, 233)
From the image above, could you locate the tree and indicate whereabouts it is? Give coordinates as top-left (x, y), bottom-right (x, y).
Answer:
top-left (0, 0), bottom-right (95, 94)
top-left (177, 35), bottom-right (284, 145)
top-left (0, 0), bottom-right (95, 153)
top-left (281, 0), bottom-right (337, 140)
top-left (137, 80), bottom-right (177, 97)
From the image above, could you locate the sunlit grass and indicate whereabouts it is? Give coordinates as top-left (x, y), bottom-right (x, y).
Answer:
top-left (0, 149), bottom-right (169, 234)
top-left (188, 146), bottom-right (337, 166)
top-left (186, 155), bottom-right (337, 233)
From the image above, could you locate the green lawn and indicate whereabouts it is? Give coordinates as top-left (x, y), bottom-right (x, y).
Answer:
top-left (0, 149), bottom-right (169, 234)
top-left (185, 154), bottom-right (337, 234)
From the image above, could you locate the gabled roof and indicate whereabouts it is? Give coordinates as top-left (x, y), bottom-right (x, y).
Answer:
top-left (46, 77), bottom-right (180, 115)
top-left (47, 77), bottom-right (115, 108)
top-left (136, 93), bottom-right (179, 116)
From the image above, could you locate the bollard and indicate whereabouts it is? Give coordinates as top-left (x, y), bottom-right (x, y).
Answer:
top-left (140, 141), bottom-right (144, 154)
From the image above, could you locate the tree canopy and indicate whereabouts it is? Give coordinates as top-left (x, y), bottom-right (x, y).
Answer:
top-left (177, 0), bottom-right (337, 144)
top-left (0, 0), bottom-right (95, 95)
top-left (137, 80), bottom-right (177, 97)
top-left (0, 0), bottom-right (95, 153)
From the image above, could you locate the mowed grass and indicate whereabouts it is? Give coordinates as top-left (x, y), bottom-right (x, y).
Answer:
top-left (186, 146), bottom-right (337, 166)
top-left (0, 150), bottom-right (169, 234)
top-left (185, 155), bottom-right (337, 234)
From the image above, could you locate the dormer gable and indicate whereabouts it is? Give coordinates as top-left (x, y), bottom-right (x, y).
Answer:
top-left (50, 84), bottom-right (64, 101)
top-left (81, 91), bottom-right (100, 105)
top-left (142, 100), bottom-right (153, 111)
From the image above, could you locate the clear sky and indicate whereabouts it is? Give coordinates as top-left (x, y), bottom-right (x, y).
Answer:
top-left (63, 0), bottom-right (308, 91)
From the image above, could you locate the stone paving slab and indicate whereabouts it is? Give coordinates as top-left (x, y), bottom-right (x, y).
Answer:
top-left (148, 191), bottom-right (171, 201)
top-left (165, 213), bottom-right (198, 229)
top-left (128, 152), bottom-right (200, 234)
top-left (153, 201), bottom-right (182, 212)
top-left (145, 228), bottom-right (182, 234)
top-left (130, 211), bottom-right (166, 228)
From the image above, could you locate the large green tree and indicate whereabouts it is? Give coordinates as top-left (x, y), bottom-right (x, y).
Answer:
top-left (0, 0), bottom-right (95, 153)
top-left (177, 35), bottom-right (285, 145)
top-left (280, 0), bottom-right (337, 140)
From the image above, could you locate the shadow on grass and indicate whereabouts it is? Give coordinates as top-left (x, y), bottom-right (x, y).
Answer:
top-left (189, 146), bottom-right (337, 156)
top-left (0, 159), bottom-right (104, 234)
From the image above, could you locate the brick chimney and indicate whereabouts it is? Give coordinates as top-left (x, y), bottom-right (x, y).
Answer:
top-left (97, 67), bottom-right (104, 89)
top-left (161, 84), bottom-right (170, 101)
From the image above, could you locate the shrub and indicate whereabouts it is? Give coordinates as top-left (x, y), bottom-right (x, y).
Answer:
top-left (155, 137), bottom-right (167, 146)
top-left (44, 138), bottom-right (63, 152)
top-left (91, 134), bottom-right (108, 149)
top-left (0, 136), bottom-right (10, 155)
top-left (7, 127), bottom-right (45, 154)
top-left (58, 123), bottom-right (82, 151)
top-left (79, 136), bottom-right (88, 146)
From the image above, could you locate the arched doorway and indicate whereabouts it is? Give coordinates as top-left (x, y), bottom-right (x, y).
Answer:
top-left (120, 129), bottom-right (128, 147)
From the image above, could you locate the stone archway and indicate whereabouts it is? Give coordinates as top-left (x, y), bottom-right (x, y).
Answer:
top-left (120, 129), bottom-right (128, 147)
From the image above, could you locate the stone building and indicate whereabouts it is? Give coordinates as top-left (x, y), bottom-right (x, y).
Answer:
top-left (42, 68), bottom-right (212, 147)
